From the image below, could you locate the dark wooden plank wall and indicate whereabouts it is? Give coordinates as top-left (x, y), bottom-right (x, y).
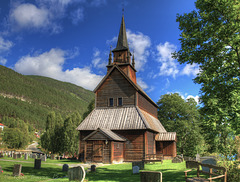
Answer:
top-left (96, 69), bottom-right (136, 107)
top-left (147, 131), bottom-right (155, 154)
top-left (113, 142), bottom-right (124, 162)
top-left (87, 132), bottom-right (108, 140)
top-left (138, 93), bottom-right (158, 118)
top-left (114, 130), bottom-right (145, 161)
top-left (156, 141), bottom-right (176, 157)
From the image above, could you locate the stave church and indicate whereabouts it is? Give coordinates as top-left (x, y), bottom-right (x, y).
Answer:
top-left (77, 15), bottom-right (177, 163)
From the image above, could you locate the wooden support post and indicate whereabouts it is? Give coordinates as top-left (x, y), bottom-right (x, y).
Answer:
top-left (84, 142), bottom-right (87, 163)
top-left (110, 141), bottom-right (114, 164)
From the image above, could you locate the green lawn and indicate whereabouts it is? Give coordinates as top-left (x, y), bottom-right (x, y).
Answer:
top-left (0, 158), bottom-right (193, 182)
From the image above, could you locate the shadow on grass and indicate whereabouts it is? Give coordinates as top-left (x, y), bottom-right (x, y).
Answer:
top-left (4, 165), bottom-right (68, 179)
top-left (87, 167), bottom-right (187, 182)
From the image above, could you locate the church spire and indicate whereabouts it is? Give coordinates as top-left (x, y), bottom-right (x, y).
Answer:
top-left (112, 15), bottom-right (129, 52)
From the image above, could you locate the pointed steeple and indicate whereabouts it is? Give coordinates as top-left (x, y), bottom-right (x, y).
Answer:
top-left (112, 15), bottom-right (129, 52)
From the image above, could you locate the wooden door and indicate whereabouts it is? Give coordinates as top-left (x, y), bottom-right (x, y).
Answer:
top-left (156, 142), bottom-right (163, 155)
top-left (93, 144), bottom-right (103, 162)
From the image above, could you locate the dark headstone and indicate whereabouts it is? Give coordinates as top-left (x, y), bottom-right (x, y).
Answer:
top-left (13, 164), bottom-right (22, 176)
top-left (24, 153), bottom-right (28, 160)
top-left (186, 161), bottom-right (198, 169)
top-left (91, 165), bottom-right (96, 172)
top-left (57, 156), bottom-right (60, 160)
top-left (62, 164), bottom-right (69, 172)
top-left (68, 166), bottom-right (85, 181)
top-left (34, 159), bottom-right (41, 169)
top-left (132, 161), bottom-right (144, 170)
top-left (17, 154), bottom-right (21, 159)
top-left (140, 171), bottom-right (162, 182)
top-left (13, 154), bottom-right (17, 159)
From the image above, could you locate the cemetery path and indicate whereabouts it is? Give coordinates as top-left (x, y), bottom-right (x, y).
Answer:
top-left (26, 141), bottom-right (43, 153)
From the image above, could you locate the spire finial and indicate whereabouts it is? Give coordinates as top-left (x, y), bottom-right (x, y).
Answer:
top-left (122, 0), bottom-right (124, 16)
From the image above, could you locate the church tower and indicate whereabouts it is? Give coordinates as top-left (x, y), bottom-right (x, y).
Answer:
top-left (107, 15), bottom-right (137, 84)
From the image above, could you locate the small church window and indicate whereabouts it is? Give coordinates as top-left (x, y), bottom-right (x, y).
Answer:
top-left (109, 98), bottom-right (113, 107)
top-left (118, 97), bottom-right (123, 106)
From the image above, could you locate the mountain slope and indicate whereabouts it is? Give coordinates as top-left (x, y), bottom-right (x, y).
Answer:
top-left (0, 65), bottom-right (94, 129)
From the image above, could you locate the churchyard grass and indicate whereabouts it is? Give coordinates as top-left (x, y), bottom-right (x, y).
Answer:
top-left (0, 158), bottom-right (193, 182)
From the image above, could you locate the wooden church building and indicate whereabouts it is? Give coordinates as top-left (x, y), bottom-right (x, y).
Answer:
top-left (77, 15), bottom-right (177, 163)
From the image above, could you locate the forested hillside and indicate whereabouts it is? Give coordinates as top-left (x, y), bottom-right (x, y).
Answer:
top-left (0, 65), bottom-right (94, 129)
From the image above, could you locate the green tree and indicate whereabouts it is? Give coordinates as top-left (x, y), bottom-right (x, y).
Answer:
top-left (157, 93), bottom-right (206, 156)
top-left (174, 0), bottom-right (240, 157)
top-left (3, 128), bottom-right (28, 149)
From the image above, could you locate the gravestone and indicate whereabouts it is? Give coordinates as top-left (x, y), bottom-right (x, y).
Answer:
top-left (91, 165), bottom-right (96, 172)
top-left (41, 155), bottom-right (47, 162)
top-left (13, 154), bottom-right (17, 159)
top-left (24, 153), bottom-right (28, 160)
top-left (51, 154), bottom-right (55, 160)
top-left (172, 155), bottom-right (183, 163)
top-left (0, 166), bottom-right (2, 174)
top-left (200, 157), bottom-right (217, 173)
top-left (186, 161), bottom-right (198, 169)
top-left (196, 154), bottom-right (200, 162)
top-left (32, 154), bottom-right (37, 159)
top-left (132, 161), bottom-right (144, 170)
top-left (140, 171), bottom-right (162, 182)
top-left (68, 166), bottom-right (85, 182)
top-left (132, 166), bottom-right (140, 174)
top-left (13, 164), bottom-right (22, 176)
top-left (62, 164), bottom-right (69, 172)
top-left (34, 159), bottom-right (41, 169)
top-left (17, 154), bottom-right (21, 159)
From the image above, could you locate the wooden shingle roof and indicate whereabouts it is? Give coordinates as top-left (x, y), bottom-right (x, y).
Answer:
top-left (76, 106), bottom-right (166, 133)
top-left (155, 132), bottom-right (177, 141)
top-left (83, 128), bottom-right (126, 142)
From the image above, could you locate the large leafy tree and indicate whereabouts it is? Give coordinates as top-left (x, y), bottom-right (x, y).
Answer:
top-left (174, 0), bottom-right (240, 156)
top-left (157, 93), bottom-right (206, 156)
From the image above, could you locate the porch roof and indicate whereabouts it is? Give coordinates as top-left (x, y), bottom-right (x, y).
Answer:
top-left (155, 132), bottom-right (177, 141)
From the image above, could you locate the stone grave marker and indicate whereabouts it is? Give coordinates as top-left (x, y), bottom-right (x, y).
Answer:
top-left (24, 153), bottom-right (28, 160)
top-left (51, 154), bottom-right (55, 160)
top-left (132, 166), bottom-right (140, 174)
top-left (41, 155), bottom-right (46, 162)
top-left (196, 154), bottom-right (200, 162)
top-left (68, 166), bottom-right (85, 182)
top-left (34, 159), bottom-right (41, 169)
top-left (132, 161), bottom-right (144, 170)
top-left (200, 157), bottom-right (217, 173)
top-left (140, 171), bottom-right (162, 182)
top-left (17, 154), bottom-right (21, 159)
top-left (13, 154), bottom-right (17, 159)
top-left (32, 154), bottom-right (37, 159)
top-left (172, 155), bottom-right (183, 163)
top-left (62, 164), bottom-right (69, 172)
top-left (91, 165), bottom-right (96, 172)
top-left (13, 164), bottom-right (22, 176)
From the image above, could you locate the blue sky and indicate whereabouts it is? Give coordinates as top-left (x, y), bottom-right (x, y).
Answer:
top-left (0, 0), bottom-right (201, 103)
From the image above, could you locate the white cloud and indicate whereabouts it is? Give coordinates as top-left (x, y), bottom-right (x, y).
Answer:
top-left (0, 36), bottom-right (13, 53)
top-left (186, 95), bottom-right (200, 104)
top-left (0, 58), bottom-right (7, 65)
top-left (71, 7), bottom-right (84, 25)
top-left (10, 4), bottom-right (50, 30)
top-left (91, 49), bottom-right (106, 69)
top-left (181, 63), bottom-right (200, 77)
top-left (90, 0), bottom-right (107, 6)
top-left (137, 77), bottom-right (148, 90)
top-left (156, 42), bottom-right (179, 78)
top-left (127, 30), bottom-right (151, 71)
top-left (14, 48), bottom-right (103, 90)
